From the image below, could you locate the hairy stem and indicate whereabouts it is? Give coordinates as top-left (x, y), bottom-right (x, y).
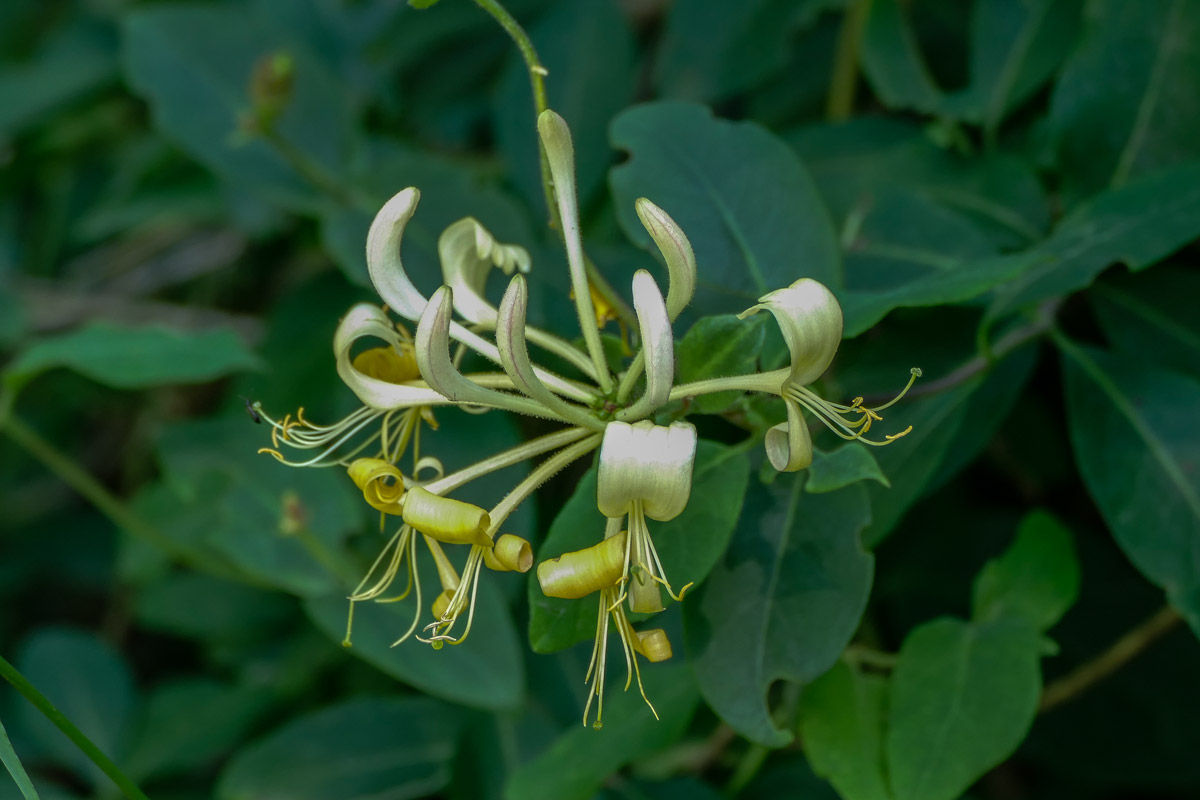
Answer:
top-left (0, 655), bottom-right (150, 800)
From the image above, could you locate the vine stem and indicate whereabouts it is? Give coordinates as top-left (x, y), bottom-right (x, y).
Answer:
top-left (0, 655), bottom-right (151, 800)
top-left (470, 0), bottom-right (636, 333)
top-left (827, 0), bottom-right (871, 120)
top-left (1039, 604), bottom-right (1181, 713)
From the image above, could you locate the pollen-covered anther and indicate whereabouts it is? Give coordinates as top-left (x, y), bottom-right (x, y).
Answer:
top-left (537, 532), bottom-right (627, 599)
top-left (347, 458), bottom-right (406, 514)
top-left (483, 534), bottom-right (534, 573)
top-left (401, 486), bottom-right (492, 547)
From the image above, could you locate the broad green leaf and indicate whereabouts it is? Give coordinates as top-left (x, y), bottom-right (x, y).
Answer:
top-left (320, 142), bottom-right (532, 287)
top-left (216, 696), bottom-right (459, 800)
top-left (528, 441), bottom-right (749, 653)
top-left (493, 0), bottom-right (636, 211)
top-left (886, 618), bottom-right (1042, 800)
top-left (13, 629), bottom-right (137, 791)
top-left (861, 0), bottom-right (942, 113)
top-left (122, 5), bottom-right (355, 213)
top-left (609, 101), bottom-right (840, 315)
top-left (304, 571), bottom-right (525, 711)
top-left (808, 444), bottom-right (890, 493)
top-left (943, 0), bottom-right (1083, 135)
top-left (0, 718), bottom-right (39, 800)
top-left (1059, 340), bottom-right (1200, 636)
top-left (838, 161), bottom-right (1200, 337)
top-left (504, 665), bottom-right (699, 800)
top-left (972, 510), bottom-right (1080, 632)
top-left (3, 324), bottom-right (260, 391)
top-left (124, 679), bottom-right (270, 783)
top-left (1091, 266), bottom-right (1200, 379)
top-left (685, 481), bottom-right (873, 746)
top-left (676, 314), bottom-right (767, 414)
top-left (798, 661), bottom-right (891, 800)
top-left (654, 0), bottom-right (835, 102)
top-left (1050, 0), bottom-right (1200, 200)
top-left (134, 574), bottom-right (294, 643)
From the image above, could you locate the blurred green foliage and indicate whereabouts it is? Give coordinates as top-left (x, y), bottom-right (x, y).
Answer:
top-left (2, 1), bottom-right (1200, 799)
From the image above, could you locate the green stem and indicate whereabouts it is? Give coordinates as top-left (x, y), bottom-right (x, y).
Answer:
top-left (827, 0), bottom-right (871, 120)
top-left (261, 128), bottom-right (362, 208)
top-left (724, 742), bottom-right (769, 796)
top-left (0, 413), bottom-right (259, 585)
top-left (0, 656), bottom-right (150, 800)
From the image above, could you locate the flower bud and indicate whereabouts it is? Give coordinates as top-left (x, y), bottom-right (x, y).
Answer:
top-left (347, 458), bottom-right (405, 514)
top-left (401, 486), bottom-right (492, 547)
top-left (483, 534), bottom-right (533, 573)
top-left (537, 532), bottom-right (627, 599)
top-left (597, 420), bottom-right (697, 521)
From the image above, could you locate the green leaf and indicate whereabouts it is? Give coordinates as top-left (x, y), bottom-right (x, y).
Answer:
top-left (528, 441), bottom-right (749, 653)
top-left (304, 571), bottom-right (525, 711)
top-left (13, 629), bottom-right (137, 791)
top-left (654, 0), bottom-right (835, 102)
top-left (1091, 266), bottom-right (1200, 379)
top-left (1059, 340), bottom-right (1200, 636)
top-left (122, 5), bottom-right (355, 212)
top-left (808, 444), bottom-right (890, 493)
top-left (886, 618), bottom-right (1042, 800)
top-left (216, 696), bottom-right (459, 800)
top-left (676, 314), bottom-right (767, 414)
top-left (944, 0), bottom-right (1083, 134)
top-left (124, 679), bottom-right (270, 783)
top-left (609, 101), bottom-right (840, 315)
top-left (3, 324), bottom-right (260, 391)
top-left (860, 0), bottom-right (942, 113)
top-left (685, 481), bottom-right (873, 746)
top-left (1050, 0), bottom-right (1200, 200)
top-left (798, 661), bottom-right (891, 800)
top-left (503, 665), bottom-right (699, 800)
top-left (972, 510), bottom-right (1081, 632)
top-left (0, 717), bottom-right (39, 800)
top-left (493, 1), bottom-right (636, 211)
top-left (838, 160), bottom-right (1200, 337)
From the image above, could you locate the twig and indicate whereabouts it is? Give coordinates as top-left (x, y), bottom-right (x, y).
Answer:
top-left (1039, 605), bottom-right (1181, 713)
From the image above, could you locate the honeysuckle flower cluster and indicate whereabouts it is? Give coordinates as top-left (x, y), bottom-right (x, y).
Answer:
top-left (255, 109), bottom-right (919, 727)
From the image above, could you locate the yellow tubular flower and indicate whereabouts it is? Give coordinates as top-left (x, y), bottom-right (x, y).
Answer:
top-left (401, 487), bottom-right (492, 548)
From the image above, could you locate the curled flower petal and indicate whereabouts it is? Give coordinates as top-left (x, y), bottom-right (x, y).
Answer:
top-left (632, 629), bottom-right (672, 663)
top-left (635, 199), bottom-right (695, 322)
top-left (440, 217), bottom-right (531, 326)
top-left (335, 303), bottom-right (449, 411)
top-left (764, 400), bottom-right (813, 472)
top-left (402, 486), bottom-right (492, 547)
top-left (619, 270), bottom-right (674, 420)
top-left (347, 458), bottom-right (405, 514)
top-left (739, 278), bottom-right (843, 387)
top-left (366, 188), bottom-right (429, 322)
top-left (597, 420), bottom-right (697, 521)
top-left (537, 532), bottom-right (628, 599)
top-left (483, 534), bottom-right (533, 573)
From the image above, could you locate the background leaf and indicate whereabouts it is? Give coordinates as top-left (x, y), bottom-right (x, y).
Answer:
top-left (972, 510), bottom-right (1080, 632)
top-left (797, 660), bottom-right (891, 800)
top-left (685, 480), bottom-right (873, 746)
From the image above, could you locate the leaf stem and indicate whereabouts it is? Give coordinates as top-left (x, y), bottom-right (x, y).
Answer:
top-left (1039, 604), bottom-right (1181, 713)
top-left (0, 655), bottom-right (150, 800)
top-left (827, 0), bottom-right (871, 120)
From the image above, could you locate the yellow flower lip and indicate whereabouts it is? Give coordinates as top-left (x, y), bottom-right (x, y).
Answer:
top-left (347, 458), bottom-right (406, 514)
top-left (537, 532), bottom-right (627, 599)
top-left (401, 486), bottom-right (492, 548)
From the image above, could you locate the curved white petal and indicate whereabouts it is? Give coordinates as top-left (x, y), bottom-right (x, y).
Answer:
top-left (334, 303), bottom-right (447, 410)
top-left (764, 399), bottom-right (813, 472)
top-left (635, 199), bottom-right (695, 322)
top-left (366, 188), bottom-right (428, 322)
top-left (596, 420), bottom-right (697, 521)
top-left (620, 270), bottom-right (674, 420)
top-left (440, 217), bottom-right (531, 326)
top-left (739, 278), bottom-right (843, 387)
top-left (497, 275), bottom-right (603, 430)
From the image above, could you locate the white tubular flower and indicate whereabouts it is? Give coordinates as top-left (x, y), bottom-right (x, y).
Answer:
top-left (617, 270), bottom-right (675, 421)
top-left (439, 217), bottom-right (531, 327)
top-left (597, 420), bottom-right (697, 614)
top-left (740, 278), bottom-right (920, 472)
top-left (635, 199), bottom-right (695, 322)
top-left (366, 188), bottom-right (429, 321)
